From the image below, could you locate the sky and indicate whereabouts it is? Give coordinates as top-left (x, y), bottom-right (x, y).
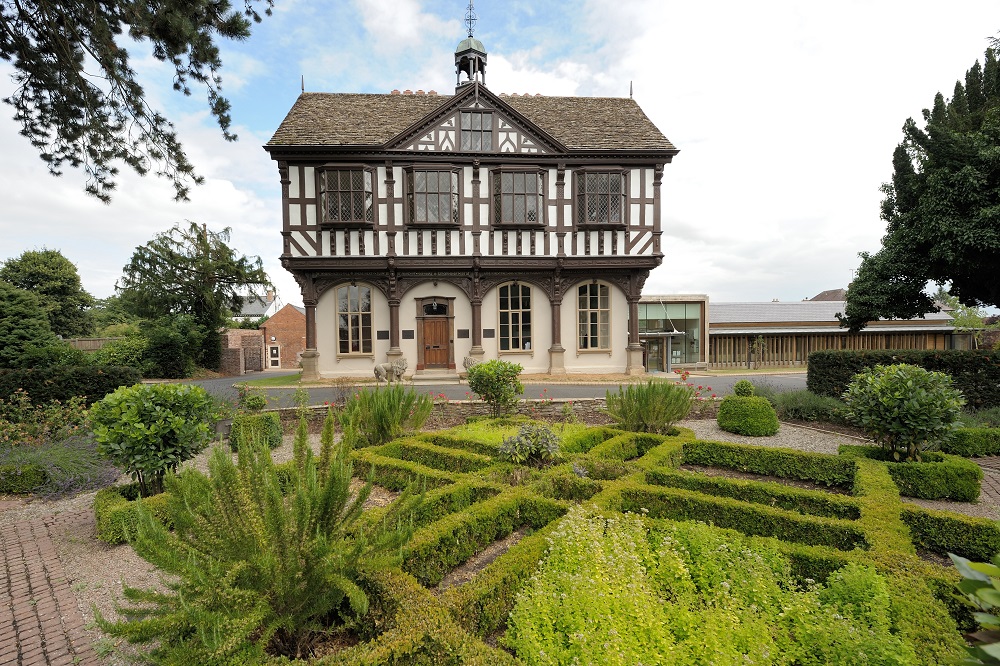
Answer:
top-left (2, 0), bottom-right (999, 311)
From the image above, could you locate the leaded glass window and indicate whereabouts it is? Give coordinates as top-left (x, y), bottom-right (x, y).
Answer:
top-left (499, 283), bottom-right (532, 351)
top-left (578, 283), bottom-right (610, 350)
top-left (494, 172), bottom-right (543, 224)
top-left (408, 170), bottom-right (460, 224)
top-left (461, 111), bottom-right (493, 151)
top-left (321, 169), bottom-right (374, 224)
top-left (576, 172), bottom-right (625, 225)
top-left (337, 285), bottom-right (372, 354)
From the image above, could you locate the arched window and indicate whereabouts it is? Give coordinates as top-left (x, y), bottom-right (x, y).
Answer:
top-left (499, 282), bottom-right (532, 351)
top-left (337, 284), bottom-right (372, 354)
top-left (578, 283), bottom-right (610, 350)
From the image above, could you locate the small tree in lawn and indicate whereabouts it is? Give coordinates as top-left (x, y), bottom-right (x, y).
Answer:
top-left (842, 363), bottom-right (965, 462)
top-left (467, 359), bottom-right (524, 418)
top-left (89, 383), bottom-right (216, 496)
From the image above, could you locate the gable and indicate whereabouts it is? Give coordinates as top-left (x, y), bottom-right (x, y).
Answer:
top-left (387, 84), bottom-right (562, 154)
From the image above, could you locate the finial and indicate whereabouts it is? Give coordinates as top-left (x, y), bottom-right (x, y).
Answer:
top-left (301, 75), bottom-right (304, 93)
top-left (629, 80), bottom-right (633, 99)
top-left (465, 0), bottom-right (477, 37)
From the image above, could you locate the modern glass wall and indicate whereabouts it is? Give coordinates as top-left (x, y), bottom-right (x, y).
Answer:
top-left (638, 301), bottom-right (703, 367)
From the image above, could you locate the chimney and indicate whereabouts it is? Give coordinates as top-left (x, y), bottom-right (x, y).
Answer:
top-left (266, 288), bottom-right (275, 304)
top-left (390, 89), bottom-right (401, 95)
top-left (403, 89), bottom-right (412, 95)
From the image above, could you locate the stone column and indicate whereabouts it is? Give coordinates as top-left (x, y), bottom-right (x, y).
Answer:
top-left (626, 296), bottom-right (645, 375)
top-left (468, 297), bottom-right (485, 365)
top-left (300, 298), bottom-right (320, 381)
top-left (387, 298), bottom-right (403, 363)
top-left (548, 298), bottom-right (566, 375)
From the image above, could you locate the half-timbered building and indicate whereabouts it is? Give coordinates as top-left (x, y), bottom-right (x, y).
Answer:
top-left (264, 33), bottom-right (678, 380)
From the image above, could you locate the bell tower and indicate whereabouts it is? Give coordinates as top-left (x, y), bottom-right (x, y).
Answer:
top-left (455, 1), bottom-right (486, 89)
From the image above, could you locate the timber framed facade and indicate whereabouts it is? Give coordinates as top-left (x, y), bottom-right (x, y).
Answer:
top-left (265, 43), bottom-right (678, 380)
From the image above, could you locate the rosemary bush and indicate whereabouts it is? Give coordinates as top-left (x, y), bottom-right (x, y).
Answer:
top-left (338, 384), bottom-right (432, 448)
top-left (97, 412), bottom-right (418, 663)
top-left (605, 381), bottom-right (694, 434)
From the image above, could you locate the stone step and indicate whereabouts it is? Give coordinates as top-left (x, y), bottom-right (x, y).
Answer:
top-left (410, 372), bottom-right (463, 386)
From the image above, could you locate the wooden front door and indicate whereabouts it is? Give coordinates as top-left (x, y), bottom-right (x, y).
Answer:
top-left (423, 318), bottom-right (449, 368)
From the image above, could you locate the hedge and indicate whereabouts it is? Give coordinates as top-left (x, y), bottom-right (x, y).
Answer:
top-left (682, 440), bottom-right (858, 488)
top-left (588, 432), bottom-right (672, 462)
top-left (359, 481), bottom-right (501, 534)
top-left (351, 450), bottom-right (457, 491)
top-left (807, 349), bottom-right (1000, 408)
top-left (839, 445), bottom-right (982, 502)
top-left (0, 463), bottom-right (47, 493)
top-left (901, 505), bottom-right (1000, 562)
top-left (379, 440), bottom-right (494, 474)
top-left (228, 412), bottom-right (282, 451)
top-left (530, 468), bottom-right (603, 501)
top-left (416, 433), bottom-right (499, 458)
top-left (644, 467), bottom-right (861, 520)
top-left (561, 427), bottom-right (622, 454)
top-left (0, 365), bottom-right (141, 405)
top-left (93, 484), bottom-right (174, 544)
top-left (616, 485), bottom-right (868, 551)
top-left (943, 427), bottom-right (1000, 457)
top-left (716, 395), bottom-right (780, 436)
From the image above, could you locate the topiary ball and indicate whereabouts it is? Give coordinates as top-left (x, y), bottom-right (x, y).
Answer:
top-left (732, 379), bottom-right (755, 397)
top-left (717, 395), bottom-right (779, 436)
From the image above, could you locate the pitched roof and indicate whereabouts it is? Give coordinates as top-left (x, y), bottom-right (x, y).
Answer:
top-left (710, 301), bottom-right (952, 325)
top-left (809, 288), bottom-right (847, 301)
top-left (267, 91), bottom-right (675, 151)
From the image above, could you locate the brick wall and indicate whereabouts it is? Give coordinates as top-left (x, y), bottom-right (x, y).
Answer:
top-left (261, 305), bottom-right (306, 370)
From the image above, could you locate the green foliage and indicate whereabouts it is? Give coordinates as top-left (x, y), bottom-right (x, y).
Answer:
top-left (505, 507), bottom-right (915, 666)
top-left (498, 424), bottom-right (560, 465)
top-left (0, 0), bottom-right (274, 202)
top-left (964, 407), bottom-right (1000, 428)
top-left (0, 280), bottom-right (60, 368)
top-left (379, 439), bottom-right (493, 474)
top-left (807, 347), bottom-right (1000, 409)
top-left (0, 389), bottom-right (88, 446)
top-left (840, 46), bottom-right (1000, 330)
top-left (943, 427), bottom-right (1000, 457)
top-left (0, 365), bottom-right (141, 406)
top-left (901, 505), bottom-right (1000, 562)
top-left (839, 445), bottom-right (982, 501)
top-left (229, 412), bottom-right (281, 451)
top-left (951, 553), bottom-right (1000, 663)
top-left (118, 222), bottom-right (271, 369)
top-left (89, 383), bottom-right (215, 496)
top-left (0, 461), bottom-right (47, 493)
top-left (716, 395), bottom-right (780, 436)
top-left (97, 417), bottom-right (417, 662)
top-left (605, 380), bottom-right (694, 434)
top-left (466, 360), bottom-right (524, 418)
top-left (140, 315), bottom-right (207, 378)
top-left (560, 426), bottom-right (620, 454)
top-left (338, 384), bottom-right (432, 449)
top-left (842, 363), bottom-right (965, 461)
top-left (94, 484), bottom-right (174, 545)
top-left (91, 333), bottom-right (148, 368)
top-left (236, 384), bottom-right (268, 412)
top-left (0, 248), bottom-right (94, 337)
top-left (732, 378), bottom-right (755, 396)
top-left (0, 434), bottom-right (119, 497)
top-left (682, 440), bottom-right (858, 488)
top-left (766, 389), bottom-right (849, 424)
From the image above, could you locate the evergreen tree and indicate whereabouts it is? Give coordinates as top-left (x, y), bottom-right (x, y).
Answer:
top-left (0, 0), bottom-right (272, 202)
top-left (0, 248), bottom-right (94, 338)
top-left (0, 281), bottom-right (60, 368)
top-left (841, 44), bottom-right (1000, 331)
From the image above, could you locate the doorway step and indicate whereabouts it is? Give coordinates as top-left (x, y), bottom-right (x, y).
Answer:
top-left (411, 370), bottom-right (463, 386)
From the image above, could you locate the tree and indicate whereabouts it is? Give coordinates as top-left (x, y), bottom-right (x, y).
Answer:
top-left (117, 221), bottom-right (271, 369)
top-left (932, 286), bottom-right (999, 349)
top-left (0, 0), bottom-right (272, 202)
top-left (0, 249), bottom-right (94, 337)
top-left (839, 44), bottom-right (1000, 331)
top-left (0, 281), bottom-right (60, 368)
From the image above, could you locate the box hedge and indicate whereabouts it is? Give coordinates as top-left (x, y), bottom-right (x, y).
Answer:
top-left (228, 412), bottom-right (282, 450)
top-left (682, 440), bottom-right (858, 488)
top-left (0, 463), bottom-right (47, 493)
top-left (716, 395), bottom-right (780, 436)
top-left (839, 445), bottom-right (982, 501)
top-left (901, 505), bottom-right (1000, 562)
top-left (807, 349), bottom-right (1000, 408)
top-left (0, 365), bottom-right (141, 405)
top-left (942, 427), bottom-right (1000, 457)
top-left (351, 450), bottom-right (457, 491)
top-left (93, 483), bottom-right (173, 544)
top-left (379, 439), bottom-right (494, 474)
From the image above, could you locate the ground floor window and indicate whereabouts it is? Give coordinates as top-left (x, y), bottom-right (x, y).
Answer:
top-left (499, 282), bottom-right (532, 351)
top-left (337, 285), bottom-right (371, 354)
top-left (578, 283), bottom-right (610, 350)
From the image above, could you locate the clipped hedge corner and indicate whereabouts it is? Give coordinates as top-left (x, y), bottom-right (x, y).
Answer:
top-left (716, 395), bottom-right (779, 436)
top-left (0, 463), bottom-right (47, 494)
top-left (839, 445), bottom-right (982, 502)
top-left (94, 484), bottom-right (173, 544)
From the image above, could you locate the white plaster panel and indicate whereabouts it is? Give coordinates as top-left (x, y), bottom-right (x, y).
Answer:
top-left (321, 230), bottom-right (330, 256)
top-left (646, 168), bottom-right (654, 195)
top-left (645, 203), bottom-right (655, 228)
top-left (305, 205), bottom-right (317, 226)
top-left (393, 167), bottom-right (404, 184)
top-left (290, 231), bottom-right (309, 257)
top-left (333, 231), bottom-right (344, 256)
top-left (479, 203), bottom-right (490, 227)
top-left (630, 168), bottom-right (641, 199)
top-left (349, 231), bottom-right (360, 256)
top-left (634, 230), bottom-right (651, 255)
top-left (463, 166), bottom-right (473, 197)
top-left (303, 167), bottom-right (316, 198)
top-left (288, 204), bottom-right (301, 227)
top-left (547, 204), bottom-right (557, 227)
top-left (289, 167), bottom-right (301, 198)
top-left (378, 231), bottom-right (389, 253)
top-left (464, 202), bottom-right (474, 227)
top-left (395, 203), bottom-right (404, 226)
top-left (547, 168), bottom-right (557, 200)
top-left (617, 230), bottom-right (626, 255)
top-left (377, 167), bottom-right (387, 198)
top-left (378, 203), bottom-right (388, 224)
top-left (631, 203), bottom-right (641, 226)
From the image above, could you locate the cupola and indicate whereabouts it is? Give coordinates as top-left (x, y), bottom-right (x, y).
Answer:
top-left (455, 1), bottom-right (486, 89)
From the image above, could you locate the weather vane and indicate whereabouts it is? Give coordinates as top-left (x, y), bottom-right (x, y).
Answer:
top-left (465, 0), bottom-right (477, 37)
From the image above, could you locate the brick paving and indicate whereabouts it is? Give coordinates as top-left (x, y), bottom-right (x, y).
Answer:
top-left (976, 457), bottom-right (1000, 506)
top-left (0, 511), bottom-right (100, 666)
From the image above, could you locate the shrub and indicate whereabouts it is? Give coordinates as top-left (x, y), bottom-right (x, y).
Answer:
top-left (0, 461), bottom-right (47, 493)
top-left (951, 553), bottom-right (1000, 663)
top-left (0, 365), bottom-right (141, 405)
top-left (94, 484), bottom-right (174, 544)
top-left (769, 389), bottom-right (849, 424)
top-left (0, 435), bottom-right (119, 497)
top-left (229, 412), bottom-right (282, 451)
top-left (807, 349), bottom-right (1000, 408)
top-left (605, 380), bottom-right (693, 434)
top-left (716, 395), bottom-right (780, 436)
top-left (467, 360), bottom-right (524, 417)
top-left (498, 424), bottom-right (560, 465)
top-left (89, 383), bottom-right (215, 496)
top-left (733, 379), bottom-right (755, 396)
top-left (96, 415), bottom-right (418, 662)
top-left (963, 406), bottom-right (1000, 428)
top-left (235, 384), bottom-right (268, 412)
top-left (943, 427), bottom-right (1000, 457)
top-left (682, 440), bottom-right (857, 488)
top-left (91, 334), bottom-right (148, 368)
top-left (842, 363), bottom-right (965, 461)
top-left (839, 445), bottom-right (982, 501)
top-left (338, 384), bottom-right (432, 449)
top-left (901, 505), bottom-right (1000, 562)
top-left (0, 389), bottom-right (88, 446)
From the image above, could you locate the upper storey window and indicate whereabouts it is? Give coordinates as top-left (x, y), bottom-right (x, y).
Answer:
top-left (493, 172), bottom-right (543, 225)
top-left (407, 170), bottom-right (459, 225)
top-left (321, 169), bottom-right (374, 225)
top-left (576, 171), bottom-right (625, 226)
top-left (461, 111), bottom-right (493, 151)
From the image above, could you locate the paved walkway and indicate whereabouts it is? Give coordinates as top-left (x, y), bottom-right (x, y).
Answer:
top-left (0, 507), bottom-right (99, 666)
top-left (976, 457), bottom-right (1000, 507)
